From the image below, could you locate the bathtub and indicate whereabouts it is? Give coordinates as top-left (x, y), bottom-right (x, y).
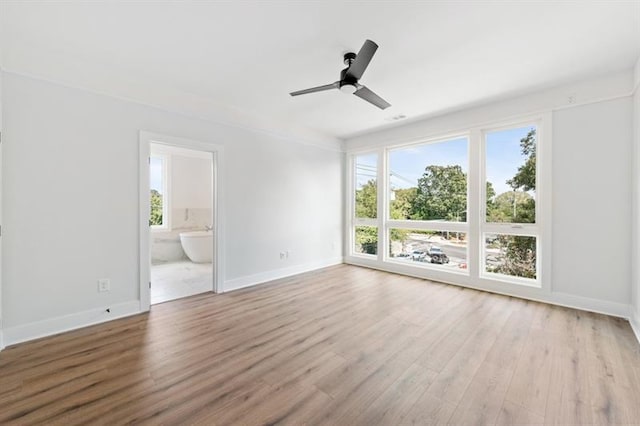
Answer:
top-left (179, 230), bottom-right (213, 263)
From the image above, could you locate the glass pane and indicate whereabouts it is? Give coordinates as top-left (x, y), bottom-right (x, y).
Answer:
top-left (389, 229), bottom-right (468, 271)
top-left (150, 156), bottom-right (164, 226)
top-left (355, 226), bottom-right (378, 255)
top-left (485, 234), bottom-right (537, 279)
top-left (485, 126), bottom-right (536, 223)
top-left (355, 154), bottom-right (377, 219)
top-left (388, 138), bottom-right (468, 222)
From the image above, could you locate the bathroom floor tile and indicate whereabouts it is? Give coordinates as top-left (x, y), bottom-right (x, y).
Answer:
top-left (151, 261), bottom-right (213, 304)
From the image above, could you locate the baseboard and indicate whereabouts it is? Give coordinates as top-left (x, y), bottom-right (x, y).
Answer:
top-left (223, 257), bottom-right (344, 292)
top-left (631, 309), bottom-right (640, 345)
top-left (549, 291), bottom-right (631, 319)
top-left (345, 257), bottom-right (631, 320)
top-left (2, 300), bottom-right (142, 348)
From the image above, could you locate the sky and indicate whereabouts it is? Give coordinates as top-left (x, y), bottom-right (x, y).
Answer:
top-left (356, 126), bottom-right (535, 197)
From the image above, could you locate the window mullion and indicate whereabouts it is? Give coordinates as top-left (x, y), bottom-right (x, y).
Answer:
top-left (378, 147), bottom-right (387, 262)
top-left (468, 129), bottom-right (482, 281)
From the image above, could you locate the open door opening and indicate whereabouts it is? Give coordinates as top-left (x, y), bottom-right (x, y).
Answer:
top-left (139, 132), bottom-right (224, 311)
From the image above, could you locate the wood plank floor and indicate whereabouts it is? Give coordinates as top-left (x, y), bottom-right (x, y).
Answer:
top-left (1, 264), bottom-right (639, 425)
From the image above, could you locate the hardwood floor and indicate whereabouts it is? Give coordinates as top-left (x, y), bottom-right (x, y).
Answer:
top-left (1, 264), bottom-right (639, 425)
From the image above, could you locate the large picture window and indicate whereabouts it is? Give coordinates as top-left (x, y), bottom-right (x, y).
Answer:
top-left (347, 116), bottom-right (547, 289)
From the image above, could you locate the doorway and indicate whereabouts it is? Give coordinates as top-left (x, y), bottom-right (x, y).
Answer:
top-left (139, 132), bottom-right (224, 311)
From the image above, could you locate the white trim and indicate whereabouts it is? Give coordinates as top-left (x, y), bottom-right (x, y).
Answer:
top-left (630, 309), bottom-right (640, 345)
top-left (150, 143), bottom-right (213, 160)
top-left (346, 112), bottom-right (551, 295)
top-left (139, 139), bottom-right (152, 311)
top-left (345, 255), bottom-right (629, 319)
top-left (223, 257), bottom-right (344, 293)
top-left (2, 301), bottom-right (141, 347)
top-left (139, 131), bottom-right (225, 313)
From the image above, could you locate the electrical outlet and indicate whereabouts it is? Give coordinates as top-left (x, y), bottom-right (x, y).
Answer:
top-left (279, 252), bottom-right (286, 260)
top-left (98, 278), bottom-right (110, 292)
top-left (285, 250), bottom-right (290, 259)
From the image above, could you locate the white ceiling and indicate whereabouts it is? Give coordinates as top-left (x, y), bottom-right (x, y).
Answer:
top-left (2, 1), bottom-right (639, 140)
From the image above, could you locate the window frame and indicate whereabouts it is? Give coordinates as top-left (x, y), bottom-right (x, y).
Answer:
top-left (480, 120), bottom-right (541, 286)
top-left (350, 151), bottom-right (379, 259)
top-left (384, 134), bottom-right (471, 275)
top-left (345, 113), bottom-right (552, 295)
top-left (149, 153), bottom-right (171, 232)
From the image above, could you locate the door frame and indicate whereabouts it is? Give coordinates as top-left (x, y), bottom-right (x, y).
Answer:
top-left (138, 131), bottom-right (225, 312)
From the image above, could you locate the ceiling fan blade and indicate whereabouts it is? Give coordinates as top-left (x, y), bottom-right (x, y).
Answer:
top-left (290, 82), bottom-right (339, 96)
top-left (346, 39), bottom-right (378, 80)
top-left (354, 85), bottom-right (391, 110)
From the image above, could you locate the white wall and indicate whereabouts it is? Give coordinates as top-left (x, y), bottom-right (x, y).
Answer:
top-left (552, 98), bottom-right (632, 304)
top-left (171, 154), bottom-right (212, 210)
top-left (345, 70), bottom-right (636, 316)
top-left (1, 72), bottom-right (343, 340)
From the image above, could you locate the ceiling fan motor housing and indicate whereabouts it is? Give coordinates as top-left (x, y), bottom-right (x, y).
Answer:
top-left (343, 52), bottom-right (357, 65)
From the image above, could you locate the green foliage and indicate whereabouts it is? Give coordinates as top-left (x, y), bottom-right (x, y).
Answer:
top-left (487, 235), bottom-right (537, 279)
top-left (150, 189), bottom-right (163, 226)
top-left (355, 226), bottom-right (377, 255)
top-left (390, 187), bottom-right (418, 220)
top-left (490, 128), bottom-right (537, 278)
top-left (389, 187), bottom-right (417, 243)
top-left (413, 165), bottom-right (467, 221)
top-left (507, 129), bottom-right (536, 191)
top-left (355, 179), bottom-right (377, 219)
top-left (487, 191), bottom-right (535, 223)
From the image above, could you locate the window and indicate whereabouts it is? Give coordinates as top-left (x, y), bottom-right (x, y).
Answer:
top-left (389, 228), bottom-right (468, 272)
top-left (385, 136), bottom-right (470, 274)
top-left (482, 125), bottom-right (538, 282)
top-left (355, 226), bottom-right (378, 255)
top-left (150, 155), bottom-right (170, 230)
top-left (347, 116), bottom-right (547, 289)
top-left (355, 153), bottom-right (378, 219)
top-left (352, 153), bottom-right (378, 257)
top-left (389, 137), bottom-right (468, 222)
top-left (485, 126), bottom-right (536, 224)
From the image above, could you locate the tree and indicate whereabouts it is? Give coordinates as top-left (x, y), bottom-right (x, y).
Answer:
top-left (355, 180), bottom-right (378, 254)
top-left (507, 129), bottom-right (536, 191)
top-left (390, 187), bottom-right (418, 220)
top-left (355, 179), bottom-right (377, 219)
top-left (413, 165), bottom-right (467, 221)
top-left (487, 191), bottom-right (534, 223)
top-left (150, 189), bottom-right (163, 226)
top-left (355, 226), bottom-right (378, 255)
top-left (492, 128), bottom-right (537, 278)
top-left (488, 235), bottom-right (537, 279)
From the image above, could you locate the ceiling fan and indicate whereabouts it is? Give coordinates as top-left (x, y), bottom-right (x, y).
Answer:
top-left (290, 39), bottom-right (391, 110)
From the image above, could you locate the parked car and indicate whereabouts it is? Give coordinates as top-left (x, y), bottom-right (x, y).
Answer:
top-left (426, 246), bottom-right (449, 264)
top-left (411, 250), bottom-right (426, 261)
